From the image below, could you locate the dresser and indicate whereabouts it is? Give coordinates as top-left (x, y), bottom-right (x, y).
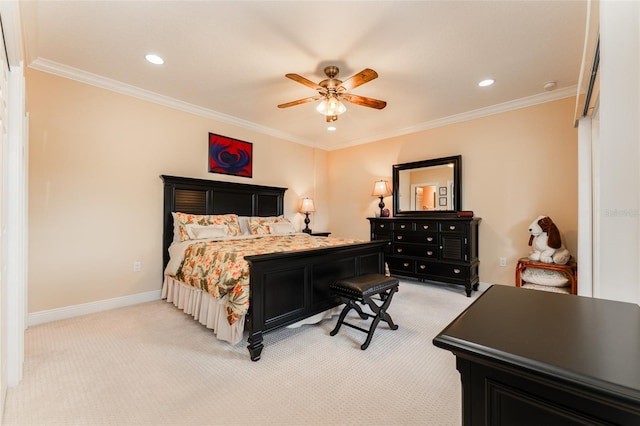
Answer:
top-left (368, 216), bottom-right (480, 296)
top-left (434, 285), bottom-right (640, 425)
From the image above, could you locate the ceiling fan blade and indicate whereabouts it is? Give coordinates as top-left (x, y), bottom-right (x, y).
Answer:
top-left (277, 95), bottom-right (322, 108)
top-left (341, 93), bottom-right (387, 109)
top-left (285, 73), bottom-right (323, 91)
top-left (339, 68), bottom-right (378, 91)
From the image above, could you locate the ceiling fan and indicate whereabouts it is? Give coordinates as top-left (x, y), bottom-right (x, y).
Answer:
top-left (278, 66), bottom-right (387, 122)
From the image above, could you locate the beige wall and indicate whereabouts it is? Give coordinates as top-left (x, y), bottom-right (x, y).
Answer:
top-left (27, 67), bottom-right (577, 311)
top-left (328, 97), bottom-right (578, 286)
top-left (27, 68), bottom-right (329, 312)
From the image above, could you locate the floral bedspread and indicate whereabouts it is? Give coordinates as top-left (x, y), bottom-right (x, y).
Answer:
top-left (173, 235), bottom-right (358, 325)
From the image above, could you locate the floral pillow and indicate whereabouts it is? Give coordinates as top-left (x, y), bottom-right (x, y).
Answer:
top-left (247, 217), bottom-right (291, 235)
top-left (174, 212), bottom-right (241, 241)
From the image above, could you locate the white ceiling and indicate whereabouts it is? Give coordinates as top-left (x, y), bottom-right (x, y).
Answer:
top-left (19, 1), bottom-right (588, 150)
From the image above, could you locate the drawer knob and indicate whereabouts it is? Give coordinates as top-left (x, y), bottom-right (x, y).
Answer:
top-left (403, 263), bottom-right (410, 267)
top-left (423, 225), bottom-right (429, 229)
top-left (396, 248), bottom-right (403, 253)
top-left (453, 268), bottom-right (461, 274)
top-left (400, 224), bottom-right (406, 229)
top-left (427, 237), bottom-right (433, 242)
top-left (380, 224), bottom-right (385, 228)
top-left (419, 264), bottom-right (426, 270)
top-left (426, 251), bottom-right (433, 256)
top-left (397, 235), bottom-right (403, 240)
top-left (450, 225), bottom-right (456, 230)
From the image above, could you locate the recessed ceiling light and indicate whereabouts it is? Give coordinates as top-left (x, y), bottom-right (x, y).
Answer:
top-left (327, 126), bottom-right (337, 132)
top-left (145, 54), bottom-right (164, 65)
top-left (478, 79), bottom-right (495, 87)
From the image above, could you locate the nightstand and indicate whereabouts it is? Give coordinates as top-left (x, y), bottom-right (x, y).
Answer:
top-left (310, 232), bottom-right (331, 237)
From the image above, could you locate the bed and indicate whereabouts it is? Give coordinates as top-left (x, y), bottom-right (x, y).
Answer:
top-left (161, 175), bottom-right (387, 361)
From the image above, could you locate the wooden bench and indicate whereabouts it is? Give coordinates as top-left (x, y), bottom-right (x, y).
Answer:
top-left (329, 273), bottom-right (399, 350)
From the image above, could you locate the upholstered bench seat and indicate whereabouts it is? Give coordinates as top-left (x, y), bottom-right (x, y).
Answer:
top-left (329, 273), bottom-right (399, 350)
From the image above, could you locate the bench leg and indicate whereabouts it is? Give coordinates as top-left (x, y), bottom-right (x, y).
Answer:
top-left (360, 286), bottom-right (399, 350)
top-left (330, 299), bottom-right (365, 336)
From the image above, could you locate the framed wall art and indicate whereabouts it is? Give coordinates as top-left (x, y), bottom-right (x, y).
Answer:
top-left (439, 197), bottom-right (447, 206)
top-left (439, 187), bottom-right (447, 196)
top-left (208, 133), bottom-right (253, 178)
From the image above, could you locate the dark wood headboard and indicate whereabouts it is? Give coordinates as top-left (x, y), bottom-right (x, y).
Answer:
top-left (160, 175), bottom-right (287, 272)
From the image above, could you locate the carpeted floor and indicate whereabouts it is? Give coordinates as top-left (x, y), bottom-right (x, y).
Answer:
top-left (3, 279), bottom-right (483, 426)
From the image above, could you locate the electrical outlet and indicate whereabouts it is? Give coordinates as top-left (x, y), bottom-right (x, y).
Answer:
top-left (133, 261), bottom-right (142, 272)
top-left (499, 257), bottom-right (507, 267)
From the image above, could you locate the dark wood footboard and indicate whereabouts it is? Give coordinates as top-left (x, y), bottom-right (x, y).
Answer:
top-left (245, 240), bottom-right (387, 361)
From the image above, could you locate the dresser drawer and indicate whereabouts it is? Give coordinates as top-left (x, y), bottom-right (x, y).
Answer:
top-left (414, 221), bottom-right (437, 232)
top-left (386, 257), bottom-right (414, 274)
top-left (394, 232), bottom-right (438, 244)
top-left (440, 221), bottom-right (466, 234)
top-left (393, 243), bottom-right (438, 258)
top-left (372, 221), bottom-right (393, 232)
top-left (415, 261), bottom-right (470, 281)
top-left (372, 231), bottom-right (392, 241)
top-left (394, 221), bottom-right (414, 231)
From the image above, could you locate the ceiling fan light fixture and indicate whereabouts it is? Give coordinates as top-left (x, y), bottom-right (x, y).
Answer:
top-left (316, 94), bottom-right (346, 116)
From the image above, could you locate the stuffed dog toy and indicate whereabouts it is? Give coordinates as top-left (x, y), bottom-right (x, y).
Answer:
top-left (528, 215), bottom-right (571, 264)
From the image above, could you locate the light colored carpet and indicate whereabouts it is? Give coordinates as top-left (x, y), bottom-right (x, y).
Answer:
top-left (3, 279), bottom-right (482, 426)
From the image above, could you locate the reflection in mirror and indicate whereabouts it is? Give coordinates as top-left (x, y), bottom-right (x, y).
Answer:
top-left (393, 156), bottom-right (461, 216)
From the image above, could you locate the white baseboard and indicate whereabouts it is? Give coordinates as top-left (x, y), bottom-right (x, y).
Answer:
top-left (27, 290), bottom-right (162, 327)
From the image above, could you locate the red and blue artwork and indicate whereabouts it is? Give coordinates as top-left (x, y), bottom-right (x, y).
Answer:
top-left (208, 133), bottom-right (253, 178)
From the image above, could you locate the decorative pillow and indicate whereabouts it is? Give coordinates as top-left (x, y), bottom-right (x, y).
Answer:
top-left (247, 217), bottom-right (291, 235)
top-left (269, 222), bottom-right (297, 235)
top-left (186, 224), bottom-right (228, 240)
top-left (174, 212), bottom-right (241, 241)
top-left (521, 267), bottom-right (569, 287)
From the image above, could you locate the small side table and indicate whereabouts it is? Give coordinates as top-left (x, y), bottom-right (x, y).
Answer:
top-left (515, 257), bottom-right (577, 295)
top-left (310, 232), bottom-right (331, 237)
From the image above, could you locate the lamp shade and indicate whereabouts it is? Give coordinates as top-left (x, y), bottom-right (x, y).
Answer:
top-left (300, 197), bottom-right (316, 213)
top-left (372, 180), bottom-right (392, 197)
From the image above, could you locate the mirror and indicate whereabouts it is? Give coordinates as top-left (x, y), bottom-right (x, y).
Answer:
top-left (393, 155), bottom-right (461, 216)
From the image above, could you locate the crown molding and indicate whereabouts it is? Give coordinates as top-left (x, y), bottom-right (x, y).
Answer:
top-left (328, 86), bottom-right (577, 150)
top-left (29, 58), bottom-right (313, 147)
top-left (30, 58), bottom-right (576, 152)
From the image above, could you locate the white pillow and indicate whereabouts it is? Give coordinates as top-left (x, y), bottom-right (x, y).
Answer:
top-left (521, 267), bottom-right (569, 287)
top-left (269, 222), bottom-right (297, 235)
top-left (171, 212), bottom-right (181, 242)
top-left (238, 216), bottom-right (251, 235)
top-left (186, 224), bottom-right (229, 240)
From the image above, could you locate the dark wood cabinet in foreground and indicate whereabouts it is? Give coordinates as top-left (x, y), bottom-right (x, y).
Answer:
top-left (433, 285), bottom-right (640, 425)
top-left (368, 216), bottom-right (480, 296)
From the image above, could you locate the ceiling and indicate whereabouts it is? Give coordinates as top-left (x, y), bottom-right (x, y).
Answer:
top-left (19, 1), bottom-right (589, 150)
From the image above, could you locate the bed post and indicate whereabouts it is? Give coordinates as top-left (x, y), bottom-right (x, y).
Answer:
top-left (247, 332), bottom-right (264, 361)
top-left (247, 261), bottom-right (264, 361)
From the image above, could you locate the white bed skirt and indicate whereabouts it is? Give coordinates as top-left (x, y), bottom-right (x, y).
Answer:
top-left (162, 276), bottom-right (245, 345)
top-left (162, 276), bottom-right (342, 346)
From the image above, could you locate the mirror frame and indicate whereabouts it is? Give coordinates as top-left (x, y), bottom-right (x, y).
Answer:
top-left (392, 155), bottom-right (462, 217)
